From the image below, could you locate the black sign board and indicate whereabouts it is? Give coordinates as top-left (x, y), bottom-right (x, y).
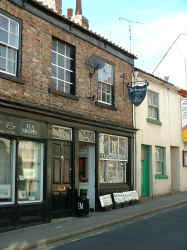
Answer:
top-left (0, 114), bottom-right (47, 138)
top-left (128, 84), bottom-right (147, 106)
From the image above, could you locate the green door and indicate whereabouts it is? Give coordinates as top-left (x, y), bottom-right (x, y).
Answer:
top-left (141, 145), bottom-right (150, 197)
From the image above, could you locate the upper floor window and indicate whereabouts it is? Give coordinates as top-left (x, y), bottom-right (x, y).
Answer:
top-left (148, 91), bottom-right (159, 120)
top-left (97, 62), bottom-right (114, 105)
top-left (0, 12), bottom-right (19, 76)
top-left (51, 38), bottom-right (75, 95)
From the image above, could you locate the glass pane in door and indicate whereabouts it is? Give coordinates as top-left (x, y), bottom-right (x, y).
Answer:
top-left (17, 141), bottom-right (44, 203)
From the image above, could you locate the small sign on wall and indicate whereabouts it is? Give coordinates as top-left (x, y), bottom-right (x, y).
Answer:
top-left (99, 194), bottom-right (113, 207)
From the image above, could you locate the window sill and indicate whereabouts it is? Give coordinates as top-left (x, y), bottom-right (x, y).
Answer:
top-left (48, 88), bottom-right (79, 101)
top-left (147, 118), bottom-right (162, 126)
top-left (155, 174), bottom-right (168, 179)
top-left (0, 72), bottom-right (25, 85)
top-left (95, 101), bottom-right (117, 110)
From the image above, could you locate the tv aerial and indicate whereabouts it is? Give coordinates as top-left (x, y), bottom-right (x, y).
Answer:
top-left (119, 17), bottom-right (144, 54)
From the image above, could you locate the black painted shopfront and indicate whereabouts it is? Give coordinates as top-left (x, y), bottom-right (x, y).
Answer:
top-left (0, 113), bottom-right (48, 232)
top-left (0, 103), bottom-right (136, 232)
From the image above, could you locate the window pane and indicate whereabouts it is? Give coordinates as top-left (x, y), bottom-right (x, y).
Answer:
top-left (66, 45), bottom-right (71, 57)
top-left (51, 77), bottom-right (57, 89)
top-left (17, 141), bottom-right (43, 202)
top-left (10, 20), bottom-right (19, 34)
top-left (64, 82), bottom-right (70, 94)
top-left (51, 65), bottom-right (57, 77)
top-left (8, 47), bottom-right (16, 62)
top-left (107, 94), bottom-right (112, 104)
top-left (99, 160), bottom-right (125, 183)
top-left (58, 67), bottom-right (64, 80)
top-left (0, 138), bottom-right (14, 203)
top-left (58, 54), bottom-right (65, 67)
top-left (51, 51), bottom-right (57, 65)
top-left (66, 58), bottom-right (73, 70)
top-left (0, 29), bottom-right (8, 44)
top-left (0, 15), bottom-right (8, 31)
top-left (7, 60), bottom-right (15, 74)
top-left (156, 162), bottom-right (162, 173)
top-left (0, 57), bottom-right (6, 71)
top-left (9, 33), bottom-right (19, 48)
top-left (0, 44), bottom-right (6, 57)
top-left (52, 39), bottom-right (57, 51)
top-left (65, 70), bottom-right (71, 82)
top-left (58, 41), bottom-right (65, 54)
top-left (58, 80), bottom-right (65, 92)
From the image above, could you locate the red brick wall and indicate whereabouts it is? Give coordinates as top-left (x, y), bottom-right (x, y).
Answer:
top-left (0, 0), bottom-right (133, 127)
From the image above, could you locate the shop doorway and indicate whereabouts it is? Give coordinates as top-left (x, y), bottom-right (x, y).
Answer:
top-left (170, 146), bottom-right (180, 192)
top-left (51, 141), bottom-right (73, 217)
top-left (79, 142), bottom-right (95, 210)
top-left (141, 145), bottom-right (150, 197)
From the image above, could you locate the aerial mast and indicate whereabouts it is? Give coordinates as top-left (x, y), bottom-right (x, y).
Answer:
top-left (119, 17), bottom-right (143, 54)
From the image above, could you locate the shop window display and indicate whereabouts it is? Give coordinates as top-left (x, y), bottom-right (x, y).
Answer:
top-left (17, 141), bottom-right (44, 202)
top-left (99, 134), bottom-right (128, 183)
top-left (0, 138), bottom-right (14, 203)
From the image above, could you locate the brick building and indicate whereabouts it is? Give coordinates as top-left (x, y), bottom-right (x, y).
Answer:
top-left (0, 0), bottom-right (136, 230)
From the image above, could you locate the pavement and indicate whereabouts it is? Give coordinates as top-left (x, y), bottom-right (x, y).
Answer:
top-left (1, 191), bottom-right (187, 250)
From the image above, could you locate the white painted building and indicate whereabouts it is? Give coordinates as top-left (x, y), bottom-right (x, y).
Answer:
top-left (153, 33), bottom-right (187, 90)
top-left (134, 69), bottom-right (183, 198)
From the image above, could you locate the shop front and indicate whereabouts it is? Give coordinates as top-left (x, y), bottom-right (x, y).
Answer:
top-left (0, 114), bottom-right (47, 231)
top-left (98, 133), bottom-right (130, 202)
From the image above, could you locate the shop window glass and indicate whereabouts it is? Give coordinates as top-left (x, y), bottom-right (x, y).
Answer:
top-left (0, 138), bottom-right (14, 203)
top-left (17, 141), bottom-right (43, 203)
top-left (99, 134), bottom-right (128, 183)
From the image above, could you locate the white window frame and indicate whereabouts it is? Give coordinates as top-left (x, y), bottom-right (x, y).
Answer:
top-left (155, 146), bottom-right (165, 175)
top-left (148, 91), bottom-right (159, 120)
top-left (0, 12), bottom-right (19, 76)
top-left (51, 39), bottom-right (75, 94)
top-left (97, 62), bottom-right (114, 105)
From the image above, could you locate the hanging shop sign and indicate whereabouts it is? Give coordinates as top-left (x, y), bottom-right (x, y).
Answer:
top-left (128, 84), bottom-right (147, 106)
top-left (79, 130), bottom-right (95, 143)
top-left (51, 125), bottom-right (72, 141)
top-left (0, 114), bottom-right (47, 138)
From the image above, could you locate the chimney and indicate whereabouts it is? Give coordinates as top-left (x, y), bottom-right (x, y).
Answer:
top-left (35, 0), bottom-right (62, 15)
top-left (55, 0), bottom-right (62, 15)
top-left (76, 0), bottom-right (82, 15)
top-left (67, 8), bottom-right (73, 18)
top-left (71, 0), bottom-right (89, 29)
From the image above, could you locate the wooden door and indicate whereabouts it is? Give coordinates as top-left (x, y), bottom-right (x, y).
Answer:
top-left (51, 141), bottom-right (72, 216)
top-left (141, 145), bottom-right (150, 197)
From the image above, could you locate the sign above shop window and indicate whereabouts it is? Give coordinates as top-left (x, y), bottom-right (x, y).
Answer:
top-left (79, 130), bottom-right (95, 143)
top-left (0, 114), bottom-right (47, 138)
top-left (51, 125), bottom-right (72, 141)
